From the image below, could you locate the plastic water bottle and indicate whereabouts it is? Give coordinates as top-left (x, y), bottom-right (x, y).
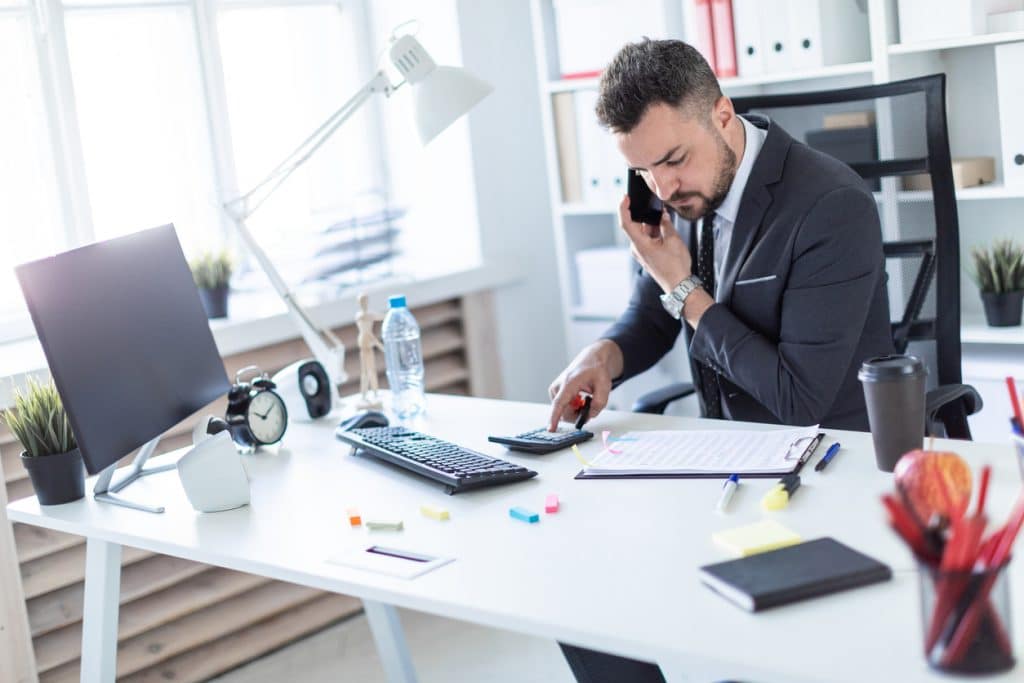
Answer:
top-left (381, 295), bottom-right (426, 419)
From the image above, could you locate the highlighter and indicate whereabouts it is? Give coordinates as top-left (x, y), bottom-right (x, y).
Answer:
top-left (761, 473), bottom-right (801, 511)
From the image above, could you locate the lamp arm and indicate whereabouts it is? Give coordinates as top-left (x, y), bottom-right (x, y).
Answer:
top-left (226, 71), bottom-right (395, 219)
top-left (222, 69), bottom-right (398, 393)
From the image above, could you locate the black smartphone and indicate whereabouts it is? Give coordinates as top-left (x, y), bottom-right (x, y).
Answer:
top-left (627, 168), bottom-right (664, 225)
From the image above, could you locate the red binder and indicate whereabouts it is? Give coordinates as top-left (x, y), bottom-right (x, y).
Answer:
top-left (711, 0), bottom-right (737, 78)
top-left (694, 0), bottom-right (718, 75)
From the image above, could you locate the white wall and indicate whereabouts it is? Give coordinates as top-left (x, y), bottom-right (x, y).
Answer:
top-left (456, 0), bottom-right (568, 402)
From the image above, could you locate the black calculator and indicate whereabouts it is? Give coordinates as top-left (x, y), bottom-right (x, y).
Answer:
top-left (488, 427), bottom-right (594, 454)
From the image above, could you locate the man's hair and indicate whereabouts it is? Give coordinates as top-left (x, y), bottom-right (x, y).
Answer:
top-left (595, 39), bottom-right (722, 133)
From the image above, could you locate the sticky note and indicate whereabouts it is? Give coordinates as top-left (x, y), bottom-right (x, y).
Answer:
top-left (347, 507), bottom-right (362, 527)
top-left (712, 519), bottom-right (802, 557)
top-left (365, 519), bottom-right (404, 531)
top-left (545, 494), bottom-right (559, 514)
top-left (510, 506), bottom-right (539, 523)
top-left (420, 504), bottom-right (450, 521)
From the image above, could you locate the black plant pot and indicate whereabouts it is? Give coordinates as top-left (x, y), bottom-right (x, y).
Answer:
top-left (198, 285), bottom-right (229, 319)
top-left (981, 291), bottom-right (1024, 327)
top-left (20, 448), bottom-right (85, 505)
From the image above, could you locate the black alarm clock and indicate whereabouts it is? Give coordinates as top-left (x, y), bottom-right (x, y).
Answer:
top-left (226, 365), bottom-right (288, 449)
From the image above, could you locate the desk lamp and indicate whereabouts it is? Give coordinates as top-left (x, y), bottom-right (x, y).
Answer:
top-left (222, 27), bottom-right (492, 406)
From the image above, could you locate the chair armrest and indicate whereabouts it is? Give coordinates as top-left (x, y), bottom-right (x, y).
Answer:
top-left (631, 383), bottom-right (696, 415)
top-left (926, 384), bottom-right (983, 440)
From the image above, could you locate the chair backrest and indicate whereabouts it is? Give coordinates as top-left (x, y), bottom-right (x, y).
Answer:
top-left (731, 74), bottom-right (963, 387)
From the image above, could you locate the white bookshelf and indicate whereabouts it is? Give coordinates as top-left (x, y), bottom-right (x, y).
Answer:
top-left (530, 0), bottom-right (1024, 431)
top-left (872, 183), bottom-right (1024, 203)
top-left (888, 30), bottom-right (1024, 55)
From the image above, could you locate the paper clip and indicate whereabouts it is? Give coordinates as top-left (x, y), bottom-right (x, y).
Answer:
top-left (602, 430), bottom-right (623, 454)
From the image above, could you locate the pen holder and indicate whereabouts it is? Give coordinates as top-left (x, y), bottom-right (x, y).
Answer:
top-left (918, 559), bottom-right (1016, 674)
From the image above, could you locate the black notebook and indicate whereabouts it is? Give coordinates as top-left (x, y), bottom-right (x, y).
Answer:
top-left (698, 537), bottom-right (892, 612)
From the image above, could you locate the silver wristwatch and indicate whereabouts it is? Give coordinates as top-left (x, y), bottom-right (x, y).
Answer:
top-left (659, 275), bottom-right (704, 320)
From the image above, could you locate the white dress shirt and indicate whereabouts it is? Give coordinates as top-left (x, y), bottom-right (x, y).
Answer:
top-left (697, 115), bottom-right (766, 300)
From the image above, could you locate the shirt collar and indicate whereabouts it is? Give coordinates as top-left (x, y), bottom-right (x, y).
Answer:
top-left (714, 115), bottom-right (766, 225)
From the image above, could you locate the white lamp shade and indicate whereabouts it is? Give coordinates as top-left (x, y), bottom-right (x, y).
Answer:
top-left (413, 65), bottom-right (493, 145)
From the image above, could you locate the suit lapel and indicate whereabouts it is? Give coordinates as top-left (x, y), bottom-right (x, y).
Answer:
top-left (718, 116), bottom-right (792, 306)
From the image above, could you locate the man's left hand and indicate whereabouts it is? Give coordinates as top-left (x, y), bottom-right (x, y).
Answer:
top-left (618, 195), bottom-right (691, 294)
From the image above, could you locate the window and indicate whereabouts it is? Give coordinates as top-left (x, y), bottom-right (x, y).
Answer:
top-left (0, 7), bottom-right (66, 328)
top-left (64, 5), bottom-right (221, 253)
top-left (372, 1), bottom-right (481, 279)
top-left (218, 1), bottom-right (387, 291)
top-left (0, 0), bottom-right (481, 343)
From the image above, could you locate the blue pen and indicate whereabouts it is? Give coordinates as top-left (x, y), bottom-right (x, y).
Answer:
top-left (716, 474), bottom-right (739, 513)
top-left (814, 442), bottom-right (841, 472)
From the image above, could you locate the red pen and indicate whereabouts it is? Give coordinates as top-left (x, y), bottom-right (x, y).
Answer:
top-left (1005, 377), bottom-right (1022, 433)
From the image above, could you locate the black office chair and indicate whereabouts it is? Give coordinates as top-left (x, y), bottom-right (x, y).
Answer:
top-left (632, 74), bottom-right (982, 439)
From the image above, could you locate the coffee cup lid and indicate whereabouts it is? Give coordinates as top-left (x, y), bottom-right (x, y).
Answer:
top-left (858, 354), bottom-right (927, 381)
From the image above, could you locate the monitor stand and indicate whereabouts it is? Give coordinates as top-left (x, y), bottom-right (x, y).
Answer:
top-left (93, 436), bottom-right (175, 513)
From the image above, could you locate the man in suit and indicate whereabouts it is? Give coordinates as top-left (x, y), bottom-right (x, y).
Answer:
top-left (547, 39), bottom-right (894, 682)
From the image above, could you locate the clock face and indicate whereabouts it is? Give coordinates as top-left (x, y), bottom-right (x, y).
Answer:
top-left (246, 390), bottom-right (287, 444)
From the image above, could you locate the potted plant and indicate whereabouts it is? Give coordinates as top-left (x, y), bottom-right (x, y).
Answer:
top-left (190, 250), bottom-right (233, 319)
top-left (968, 239), bottom-right (1024, 327)
top-left (3, 378), bottom-right (84, 505)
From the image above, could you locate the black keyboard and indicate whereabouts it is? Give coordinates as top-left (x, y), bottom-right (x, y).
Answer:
top-left (335, 426), bottom-right (538, 494)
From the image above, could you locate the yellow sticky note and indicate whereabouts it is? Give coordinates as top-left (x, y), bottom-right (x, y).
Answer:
top-left (712, 519), bottom-right (801, 557)
top-left (420, 504), bottom-right (450, 521)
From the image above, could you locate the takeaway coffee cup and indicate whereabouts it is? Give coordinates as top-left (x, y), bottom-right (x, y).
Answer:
top-left (858, 355), bottom-right (927, 472)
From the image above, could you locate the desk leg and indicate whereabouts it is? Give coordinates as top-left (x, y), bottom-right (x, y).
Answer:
top-left (80, 539), bottom-right (122, 683)
top-left (362, 600), bottom-right (417, 683)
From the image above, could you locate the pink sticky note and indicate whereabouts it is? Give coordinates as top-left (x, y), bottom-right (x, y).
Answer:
top-left (545, 493), bottom-right (559, 514)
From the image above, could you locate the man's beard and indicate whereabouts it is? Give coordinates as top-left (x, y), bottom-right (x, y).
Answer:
top-left (669, 132), bottom-right (737, 221)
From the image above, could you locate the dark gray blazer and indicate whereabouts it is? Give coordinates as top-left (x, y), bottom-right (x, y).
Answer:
top-left (603, 116), bottom-right (894, 431)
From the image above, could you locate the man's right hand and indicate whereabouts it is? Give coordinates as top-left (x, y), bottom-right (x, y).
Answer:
top-left (547, 339), bottom-right (624, 431)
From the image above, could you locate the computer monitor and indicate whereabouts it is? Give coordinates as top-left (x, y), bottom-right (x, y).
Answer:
top-left (16, 224), bottom-right (230, 512)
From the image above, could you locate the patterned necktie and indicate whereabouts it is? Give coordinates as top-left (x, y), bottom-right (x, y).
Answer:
top-left (696, 212), bottom-right (722, 419)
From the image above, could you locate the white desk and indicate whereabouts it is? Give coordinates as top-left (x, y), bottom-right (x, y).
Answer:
top-left (8, 394), bottom-right (1024, 682)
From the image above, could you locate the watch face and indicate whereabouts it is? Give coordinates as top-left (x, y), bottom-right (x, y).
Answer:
top-left (246, 390), bottom-right (287, 444)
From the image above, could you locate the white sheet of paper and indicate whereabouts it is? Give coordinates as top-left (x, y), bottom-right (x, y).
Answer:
top-left (584, 426), bottom-right (820, 475)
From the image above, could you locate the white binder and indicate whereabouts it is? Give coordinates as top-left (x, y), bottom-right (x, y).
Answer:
top-left (995, 41), bottom-right (1024, 188)
top-left (759, 0), bottom-right (791, 74)
top-left (574, 88), bottom-right (618, 207)
top-left (787, 0), bottom-right (869, 71)
top-left (732, 0), bottom-right (763, 77)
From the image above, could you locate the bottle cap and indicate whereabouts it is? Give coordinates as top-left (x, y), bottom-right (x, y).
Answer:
top-left (388, 295), bottom-right (407, 308)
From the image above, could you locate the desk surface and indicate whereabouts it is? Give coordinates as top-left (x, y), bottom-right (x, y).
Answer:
top-left (8, 394), bottom-right (1024, 682)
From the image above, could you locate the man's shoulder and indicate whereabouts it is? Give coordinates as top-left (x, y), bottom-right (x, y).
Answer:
top-left (776, 139), bottom-right (873, 202)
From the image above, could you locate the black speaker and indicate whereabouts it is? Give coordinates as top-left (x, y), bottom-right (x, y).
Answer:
top-left (272, 359), bottom-right (333, 421)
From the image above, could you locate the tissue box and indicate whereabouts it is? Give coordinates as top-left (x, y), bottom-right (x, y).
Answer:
top-left (902, 157), bottom-right (996, 191)
top-left (574, 246), bottom-right (634, 315)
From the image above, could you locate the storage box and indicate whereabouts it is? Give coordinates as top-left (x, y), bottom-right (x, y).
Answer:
top-left (901, 157), bottom-right (996, 191)
top-left (553, 0), bottom-right (665, 78)
top-left (805, 126), bottom-right (879, 191)
top-left (898, 0), bottom-right (1024, 43)
top-left (824, 111), bottom-right (876, 130)
top-left (898, 0), bottom-right (983, 43)
top-left (988, 9), bottom-right (1024, 32)
top-left (574, 246), bottom-right (634, 316)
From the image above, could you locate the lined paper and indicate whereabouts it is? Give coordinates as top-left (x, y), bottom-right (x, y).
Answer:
top-left (583, 426), bottom-right (819, 475)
